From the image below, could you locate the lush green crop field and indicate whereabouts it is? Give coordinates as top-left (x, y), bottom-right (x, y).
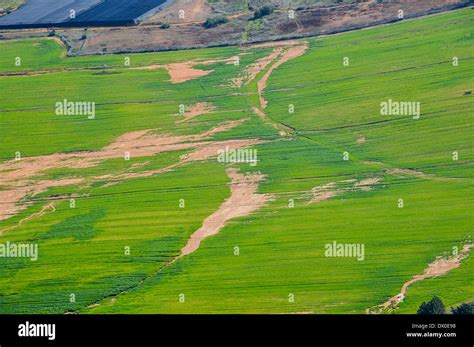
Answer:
top-left (0, 8), bottom-right (472, 314)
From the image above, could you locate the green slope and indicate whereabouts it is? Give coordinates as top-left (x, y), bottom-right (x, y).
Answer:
top-left (0, 8), bottom-right (472, 314)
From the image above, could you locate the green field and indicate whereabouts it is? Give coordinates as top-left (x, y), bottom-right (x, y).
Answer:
top-left (0, 8), bottom-right (472, 314)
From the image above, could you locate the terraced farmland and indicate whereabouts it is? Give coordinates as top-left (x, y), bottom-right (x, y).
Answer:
top-left (0, 8), bottom-right (472, 314)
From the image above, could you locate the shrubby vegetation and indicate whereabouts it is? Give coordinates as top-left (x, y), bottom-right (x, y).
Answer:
top-left (253, 6), bottom-right (273, 20)
top-left (417, 297), bottom-right (474, 314)
top-left (417, 296), bottom-right (446, 314)
top-left (203, 16), bottom-right (229, 29)
top-left (451, 303), bottom-right (474, 315)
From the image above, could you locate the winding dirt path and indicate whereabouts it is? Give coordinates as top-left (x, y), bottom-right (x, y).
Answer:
top-left (309, 177), bottom-right (382, 204)
top-left (241, 42), bottom-right (307, 138)
top-left (257, 44), bottom-right (308, 109)
top-left (229, 48), bottom-right (282, 88)
top-left (368, 244), bottom-right (473, 314)
top-left (86, 167), bottom-right (272, 310)
top-left (180, 168), bottom-right (271, 257)
top-left (0, 119), bottom-right (263, 223)
top-left (252, 107), bottom-right (292, 137)
top-left (0, 201), bottom-right (56, 236)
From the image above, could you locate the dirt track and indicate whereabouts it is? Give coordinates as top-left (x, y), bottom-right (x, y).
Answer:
top-left (180, 168), bottom-right (271, 257)
top-left (85, 166), bottom-right (271, 310)
top-left (369, 244), bottom-right (473, 314)
top-left (0, 117), bottom-right (266, 223)
top-left (3, 0), bottom-right (463, 56)
top-left (309, 177), bottom-right (382, 204)
top-left (257, 43), bottom-right (308, 109)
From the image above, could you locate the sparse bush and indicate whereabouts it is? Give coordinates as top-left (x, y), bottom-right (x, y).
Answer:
top-left (203, 16), bottom-right (228, 29)
top-left (80, 28), bottom-right (88, 40)
top-left (417, 296), bottom-right (446, 314)
top-left (451, 302), bottom-right (474, 315)
top-left (159, 23), bottom-right (170, 29)
top-left (253, 6), bottom-right (273, 20)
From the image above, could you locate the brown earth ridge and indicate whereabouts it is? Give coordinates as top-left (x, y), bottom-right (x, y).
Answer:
top-left (0, 0), bottom-right (469, 56)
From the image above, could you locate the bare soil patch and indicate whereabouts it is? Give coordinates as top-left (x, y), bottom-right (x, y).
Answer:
top-left (15, 0), bottom-right (467, 56)
top-left (384, 168), bottom-right (430, 178)
top-left (131, 62), bottom-right (212, 83)
top-left (85, 166), bottom-right (272, 309)
top-left (0, 178), bottom-right (83, 222)
top-left (309, 177), bottom-right (382, 204)
top-left (229, 48), bottom-right (282, 88)
top-left (144, 0), bottom-right (212, 25)
top-left (177, 102), bottom-right (215, 123)
top-left (0, 201), bottom-right (55, 235)
top-left (370, 244), bottom-right (473, 314)
top-left (165, 62), bottom-right (212, 83)
top-left (356, 135), bottom-right (366, 145)
top-left (0, 119), bottom-right (260, 222)
top-left (258, 44), bottom-right (308, 109)
top-left (180, 168), bottom-right (272, 256)
top-left (132, 56), bottom-right (239, 84)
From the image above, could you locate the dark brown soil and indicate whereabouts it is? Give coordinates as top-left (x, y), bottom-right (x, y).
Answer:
top-left (0, 0), bottom-right (469, 56)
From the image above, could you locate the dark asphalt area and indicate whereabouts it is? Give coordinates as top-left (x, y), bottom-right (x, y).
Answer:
top-left (0, 0), bottom-right (169, 28)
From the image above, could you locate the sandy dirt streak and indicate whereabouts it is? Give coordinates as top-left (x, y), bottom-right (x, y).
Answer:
top-left (0, 201), bottom-right (56, 235)
top-left (93, 138), bottom-right (267, 183)
top-left (252, 106), bottom-right (292, 137)
top-left (230, 48), bottom-right (282, 88)
top-left (0, 119), bottom-right (261, 223)
top-left (258, 44), bottom-right (308, 109)
top-left (368, 244), bottom-right (473, 314)
top-left (131, 62), bottom-right (212, 83)
top-left (309, 177), bottom-right (382, 204)
top-left (131, 56), bottom-right (239, 83)
top-left (180, 168), bottom-right (272, 257)
top-left (176, 102), bottom-right (215, 123)
top-left (86, 167), bottom-right (272, 309)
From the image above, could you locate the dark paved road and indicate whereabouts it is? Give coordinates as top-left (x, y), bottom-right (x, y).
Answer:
top-left (0, 0), bottom-right (102, 25)
top-left (70, 0), bottom-right (168, 22)
top-left (0, 0), bottom-right (169, 28)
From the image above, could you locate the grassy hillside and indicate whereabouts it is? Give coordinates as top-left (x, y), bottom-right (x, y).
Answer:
top-left (0, 8), bottom-right (472, 314)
